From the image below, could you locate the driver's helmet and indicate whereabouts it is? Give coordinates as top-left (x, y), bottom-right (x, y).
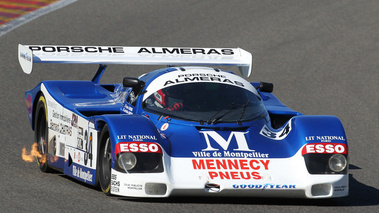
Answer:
top-left (153, 86), bottom-right (183, 110)
top-left (153, 89), bottom-right (167, 108)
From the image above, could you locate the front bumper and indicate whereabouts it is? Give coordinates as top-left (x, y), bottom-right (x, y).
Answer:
top-left (110, 155), bottom-right (349, 199)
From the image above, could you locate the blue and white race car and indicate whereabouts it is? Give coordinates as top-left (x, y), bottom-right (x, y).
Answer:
top-left (19, 44), bottom-right (348, 199)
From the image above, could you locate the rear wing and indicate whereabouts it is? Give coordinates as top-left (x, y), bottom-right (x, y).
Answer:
top-left (18, 44), bottom-right (252, 77)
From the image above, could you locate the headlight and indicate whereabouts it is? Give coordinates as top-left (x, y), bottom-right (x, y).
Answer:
top-left (118, 152), bottom-right (137, 172)
top-left (328, 154), bottom-right (347, 172)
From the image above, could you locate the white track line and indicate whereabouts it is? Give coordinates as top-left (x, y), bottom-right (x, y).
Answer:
top-left (0, 0), bottom-right (77, 37)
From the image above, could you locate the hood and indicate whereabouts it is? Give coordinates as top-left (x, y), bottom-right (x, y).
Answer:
top-left (156, 119), bottom-right (302, 159)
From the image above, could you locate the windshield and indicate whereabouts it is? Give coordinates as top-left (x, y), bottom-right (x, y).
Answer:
top-left (143, 82), bottom-right (267, 124)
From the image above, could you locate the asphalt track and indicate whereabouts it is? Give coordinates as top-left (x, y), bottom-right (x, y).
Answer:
top-left (1, 0), bottom-right (378, 212)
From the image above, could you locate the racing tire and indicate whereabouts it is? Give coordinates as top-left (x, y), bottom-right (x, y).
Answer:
top-left (34, 95), bottom-right (52, 172)
top-left (99, 125), bottom-right (112, 195)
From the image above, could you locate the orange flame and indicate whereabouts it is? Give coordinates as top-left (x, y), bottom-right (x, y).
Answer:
top-left (50, 155), bottom-right (59, 163)
top-left (22, 143), bottom-right (47, 163)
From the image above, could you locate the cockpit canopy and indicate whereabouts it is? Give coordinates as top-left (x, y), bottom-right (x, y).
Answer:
top-left (141, 67), bottom-right (268, 124)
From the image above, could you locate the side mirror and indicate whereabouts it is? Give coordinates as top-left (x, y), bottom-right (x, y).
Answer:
top-left (259, 82), bottom-right (274, 93)
top-left (123, 77), bottom-right (140, 88)
top-left (123, 77), bottom-right (145, 96)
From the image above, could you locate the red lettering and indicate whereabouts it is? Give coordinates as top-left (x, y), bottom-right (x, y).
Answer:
top-left (240, 172), bottom-right (251, 180)
top-left (228, 159), bottom-right (239, 169)
top-left (209, 172), bottom-right (218, 179)
top-left (251, 172), bottom-right (261, 180)
top-left (260, 160), bottom-right (270, 170)
top-left (206, 159), bottom-right (216, 169)
top-left (216, 159), bottom-right (227, 169)
top-left (192, 159), bottom-right (205, 169)
top-left (249, 160), bottom-right (260, 170)
top-left (193, 159), bottom-right (270, 180)
top-left (192, 159), bottom-right (270, 170)
top-left (219, 171), bottom-right (230, 179)
top-left (207, 171), bottom-right (263, 180)
top-left (240, 160), bottom-right (249, 170)
top-left (230, 172), bottom-right (240, 179)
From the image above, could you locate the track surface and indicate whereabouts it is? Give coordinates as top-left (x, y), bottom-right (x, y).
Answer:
top-left (0, 0), bottom-right (59, 25)
top-left (1, 0), bottom-right (378, 212)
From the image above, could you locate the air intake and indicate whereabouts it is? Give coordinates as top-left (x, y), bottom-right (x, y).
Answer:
top-left (205, 183), bottom-right (221, 193)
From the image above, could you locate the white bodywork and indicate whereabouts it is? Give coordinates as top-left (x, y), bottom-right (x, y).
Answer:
top-left (110, 150), bottom-right (348, 198)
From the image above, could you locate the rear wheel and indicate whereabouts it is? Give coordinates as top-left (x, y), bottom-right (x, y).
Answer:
top-left (34, 95), bottom-right (51, 172)
top-left (99, 125), bottom-right (112, 195)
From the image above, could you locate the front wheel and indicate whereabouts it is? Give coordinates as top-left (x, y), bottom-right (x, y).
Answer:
top-left (98, 125), bottom-right (112, 195)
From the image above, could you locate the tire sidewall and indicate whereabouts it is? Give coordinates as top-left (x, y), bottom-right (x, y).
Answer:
top-left (98, 124), bottom-right (112, 195)
top-left (34, 95), bottom-right (50, 172)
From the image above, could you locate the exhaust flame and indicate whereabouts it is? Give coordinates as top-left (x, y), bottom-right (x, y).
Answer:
top-left (22, 143), bottom-right (47, 163)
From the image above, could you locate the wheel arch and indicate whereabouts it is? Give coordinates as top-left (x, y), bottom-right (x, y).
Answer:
top-left (93, 115), bottom-right (162, 159)
top-left (94, 115), bottom-right (164, 195)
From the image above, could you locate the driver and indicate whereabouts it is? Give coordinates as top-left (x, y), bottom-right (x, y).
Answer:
top-left (153, 87), bottom-right (183, 111)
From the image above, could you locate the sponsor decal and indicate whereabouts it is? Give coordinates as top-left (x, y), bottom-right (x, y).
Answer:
top-left (233, 184), bottom-right (296, 189)
top-left (25, 93), bottom-right (33, 117)
top-left (302, 143), bottom-right (347, 155)
top-left (305, 135), bottom-right (346, 142)
top-left (111, 187), bottom-right (120, 193)
top-left (334, 185), bottom-right (347, 192)
top-left (77, 152), bottom-right (81, 163)
top-left (260, 122), bottom-right (292, 140)
top-left (115, 142), bottom-right (162, 154)
top-left (19, 51), bottom-right (31, 62)
top-left (52, 110), bottom-right (71, 124)
top-left (77, 127), bottom-right (84, 149)
top-left (84, 131), bottom-right (93, 167)
top-left (47, 99), bottom-right (57, 109)
top-left (161, 123), bottom-right (169, 131)
top-left (193, 151), bottom-right (268, 158)
top-left (179, 73), bottom-right (226, 78)
top-left (192, 159), bottom-right (270, 180)
top-left (196, 131), bottom-right (269, 158)
top-left (50, 120), bottom-right (72, 136)
top-left (111, 174), bottom-right (117, 180)
top-left (71, 114), bottom-right (78, 127)
top-left (117, 135), bottom-right (157, 141)
top-left (111, 180), bottom-right (120, 187)
top-left (29, 46), bottom-right (124, 53)
top-left (72, 165), bottom-right (93, 183)
top-left (201, 131), bottom-right (252, 151)
top-left (138, 47), bottom-right (234, 55)
top-left (164, 73), bottom-right (245, 87)
top-left (122, 104), bottom-right (133, 115)
top-left (125, 183), bottom-right (143, 191)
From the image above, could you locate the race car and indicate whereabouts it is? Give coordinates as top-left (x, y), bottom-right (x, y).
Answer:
top-left (19, 44), bottom-right (348, 199)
